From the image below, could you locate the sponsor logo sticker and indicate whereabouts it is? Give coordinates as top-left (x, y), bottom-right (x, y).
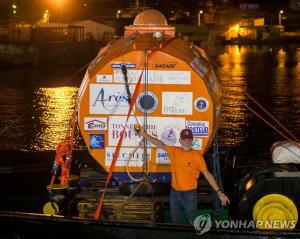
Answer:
top-left (160, 126), bottom-right (180, 146)
top-left (192, 138), bottom-right (202, 150)
top-left (89, 134), bottom-right (105, 149)
top-left (108, 116), bottom-right (185, 147)
top-left (156, 148), bottom-right (170, 164)
top-left (89, 84), bottom-right (134, 115)
top-left (111, 63), bottom-right (136, 68)
top-left (155, 62), bottom-right (178, 68)
top-left (162, 92), bottom-right (193, 115)
top-left (105, 147), bottom-right (151, 167)
top-left (114, 70), bottom-right (191, 84)
top-left (194, 97), bottom-right (209, 112)
top-left (84, 117), bottom-right (107, 131)
top-left (96, 75), bottom-right (113, 83)
top-left (186, 121), bottom-right (209, 137)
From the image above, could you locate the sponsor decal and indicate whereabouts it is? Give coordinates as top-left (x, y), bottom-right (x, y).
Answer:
top-left (162, 92), bottom-right (193, 115)
top-left (186, 121), bottom-right (209, 137)
top-left (114, 70), bottom-right (191, 84)
top-left (89, 134), bottom-right (105, 149)
top-left (160, 126), bottom-right (180, 146)
top-left (108, 116), bottom-right (185, 147)
top-left (105, 147), bottom-right (151, 167)
top-left (89, 84), bottom-right (134, 115)
top-left (156, 148), bottom-right (170, 164)
top-left (109, 116), bottom-right (157, 147)
top-left (192, 138), bottom-right (202, 150)
top-left (155, 62), bottom-right (178, 68)
top-left (111, 63), bottom-right (136, 68)
top-left (96, 75), bottom-right (113, 83)
top-left (84, 117), bottom-right (107, 131)
top-left (136, 91), bottom-right (158, 114)
top-left (194, 97), bottom-right (209, 112)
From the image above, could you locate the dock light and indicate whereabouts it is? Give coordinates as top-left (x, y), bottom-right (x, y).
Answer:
top-left (43, 10), bottom-right (50, 23)
top-left (279, 10), bottom-right (284, 26)
top-left (234, 24), bottom-right (240, 32)
top-left (117, 10), bottom-right (121, 19)
top-left (12, 3), bottom-right (17, 15)
top-left (198, 10), bottom-right (203, 27)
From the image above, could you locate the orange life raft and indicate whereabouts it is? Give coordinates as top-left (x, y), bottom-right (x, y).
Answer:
top-left (77, 9), bottom-right (222, 183)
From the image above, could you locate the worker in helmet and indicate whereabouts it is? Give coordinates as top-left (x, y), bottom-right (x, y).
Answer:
top-left (138, 127), bottom-right (230, 225)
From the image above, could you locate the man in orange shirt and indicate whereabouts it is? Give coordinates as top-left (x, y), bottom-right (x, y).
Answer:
top-left (139, 127), bottom-right (230, 225)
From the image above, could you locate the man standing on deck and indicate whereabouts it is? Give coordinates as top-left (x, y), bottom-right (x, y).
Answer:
top-left (138, 127), bottom-right (230, 225)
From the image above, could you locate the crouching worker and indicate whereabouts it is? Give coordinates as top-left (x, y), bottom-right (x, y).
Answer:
top-left (138, 126), bottom-right (230, 225)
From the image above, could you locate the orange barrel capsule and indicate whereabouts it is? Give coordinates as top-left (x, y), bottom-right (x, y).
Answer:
top-left (77, 9), bottom-right (222, 183)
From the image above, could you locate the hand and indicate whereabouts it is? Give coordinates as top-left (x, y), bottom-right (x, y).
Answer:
top-left (135, 124), bottom-right (146, 137)
top-left (217, 191), bottom-right (230, 206)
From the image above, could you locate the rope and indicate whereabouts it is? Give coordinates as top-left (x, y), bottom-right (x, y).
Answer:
top-left (124, 143), bottom-right (150, 182)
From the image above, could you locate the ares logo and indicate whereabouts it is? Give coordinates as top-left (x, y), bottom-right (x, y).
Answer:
top-left (155, 63), bottom-right (177, 68)
top-left (92, 88), bottom-right (129, 106)
top-left (90, 84), bottom-right (134, 114)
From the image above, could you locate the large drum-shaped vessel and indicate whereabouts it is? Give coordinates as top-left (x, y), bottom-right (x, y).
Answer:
top-left (77, 9), bottom-right (222, 183)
